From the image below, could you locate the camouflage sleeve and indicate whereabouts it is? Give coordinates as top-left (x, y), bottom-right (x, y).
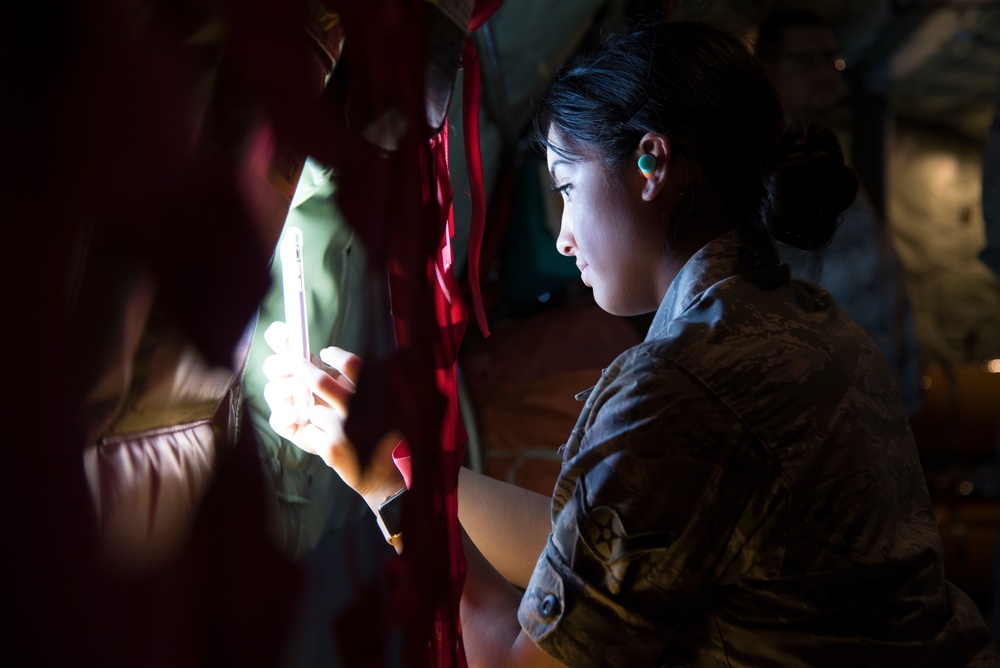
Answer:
top-left (517, 346), bottom-right (776, 666)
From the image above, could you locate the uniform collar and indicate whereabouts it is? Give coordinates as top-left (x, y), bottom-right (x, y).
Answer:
top-left (645, 230), bottom-right (780, 342)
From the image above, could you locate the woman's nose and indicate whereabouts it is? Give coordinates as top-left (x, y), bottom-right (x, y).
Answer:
top-left (555, 212), bottom-right (575, 257)
top-left (556, 233), bottom-right (575, 257)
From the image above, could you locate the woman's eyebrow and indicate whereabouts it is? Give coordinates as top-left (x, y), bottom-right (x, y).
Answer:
top-left (549, 159), bottom-right (570, 187)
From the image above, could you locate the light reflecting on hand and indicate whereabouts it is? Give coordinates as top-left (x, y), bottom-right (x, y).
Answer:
top-left (260, 321), bottom-right (399, 499)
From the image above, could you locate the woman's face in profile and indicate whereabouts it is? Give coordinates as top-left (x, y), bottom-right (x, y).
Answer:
top-left (546, 129), bottom-right (669, 317)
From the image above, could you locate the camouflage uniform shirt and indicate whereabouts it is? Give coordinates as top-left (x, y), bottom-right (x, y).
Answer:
top-left (517, 230), bottom-right (998, 666)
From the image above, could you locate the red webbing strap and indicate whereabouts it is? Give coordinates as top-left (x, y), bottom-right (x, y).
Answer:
top-left (388, 123), bottom-right (469, 668)
top-left (334, 4), bottom-right (501, 666)
top-left (430, 121), bottom-right (470, 668)
top-left (469, 0), bottom-right (502, 32)
top-left (462, 35), bottom-right (490, 337)
top-left (322, 4), bottom-right (460, 666)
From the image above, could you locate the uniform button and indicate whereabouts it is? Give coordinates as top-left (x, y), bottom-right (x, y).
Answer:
top-left (540, 594), bottom-right (559, 618)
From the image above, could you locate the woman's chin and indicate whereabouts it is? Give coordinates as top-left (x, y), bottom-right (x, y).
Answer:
top-left (593, 291), bottom-right (624, 316)
top-left (594, 290), bottom-right (655, 318)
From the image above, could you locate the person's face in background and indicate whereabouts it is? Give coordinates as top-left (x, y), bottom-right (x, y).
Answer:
top-left (761, 24), bottom-right (845, 124)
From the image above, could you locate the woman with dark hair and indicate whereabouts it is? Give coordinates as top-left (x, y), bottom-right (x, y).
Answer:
top-left (262, 19), bottom-right (998, 666)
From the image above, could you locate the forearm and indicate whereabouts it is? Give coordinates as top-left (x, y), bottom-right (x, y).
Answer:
top-left (458, 467), bottom-right (552, 588)
top-left (459, 527), bottom-right (524, 667)
top-left (460, 527), bottom-right (568, 668)
top-left (354, 433), bottom-right (408, 552)
top-left (365, 463), bottom-right (551, 560)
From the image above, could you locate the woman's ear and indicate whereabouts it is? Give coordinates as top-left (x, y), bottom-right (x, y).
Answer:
top-left (635, 132), bottom-right (671, 202)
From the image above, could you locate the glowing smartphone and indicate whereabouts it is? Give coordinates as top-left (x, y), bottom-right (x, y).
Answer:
top-left (279, 226), bottom-right (312, 420)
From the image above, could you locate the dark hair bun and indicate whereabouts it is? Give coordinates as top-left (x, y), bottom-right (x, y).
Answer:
top-left (760, 125), bottom-right (860, 250)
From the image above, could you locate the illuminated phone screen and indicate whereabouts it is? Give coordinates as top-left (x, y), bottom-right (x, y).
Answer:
top-left (280, 226), bottom-right (312, 419)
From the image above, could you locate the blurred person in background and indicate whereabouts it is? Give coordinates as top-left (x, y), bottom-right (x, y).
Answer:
top-left (756, 8), bottom-right (925, 416)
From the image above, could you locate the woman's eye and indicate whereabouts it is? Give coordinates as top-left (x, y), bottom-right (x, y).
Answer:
top-left (553, 183), bottom-right (572, 200)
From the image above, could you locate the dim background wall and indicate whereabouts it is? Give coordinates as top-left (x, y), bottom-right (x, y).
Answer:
top-left (890, 119), bottom-right (1000, 367)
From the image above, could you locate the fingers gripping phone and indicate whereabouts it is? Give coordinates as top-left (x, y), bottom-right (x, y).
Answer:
top-left (279, 226), bottom-right (313, 421)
